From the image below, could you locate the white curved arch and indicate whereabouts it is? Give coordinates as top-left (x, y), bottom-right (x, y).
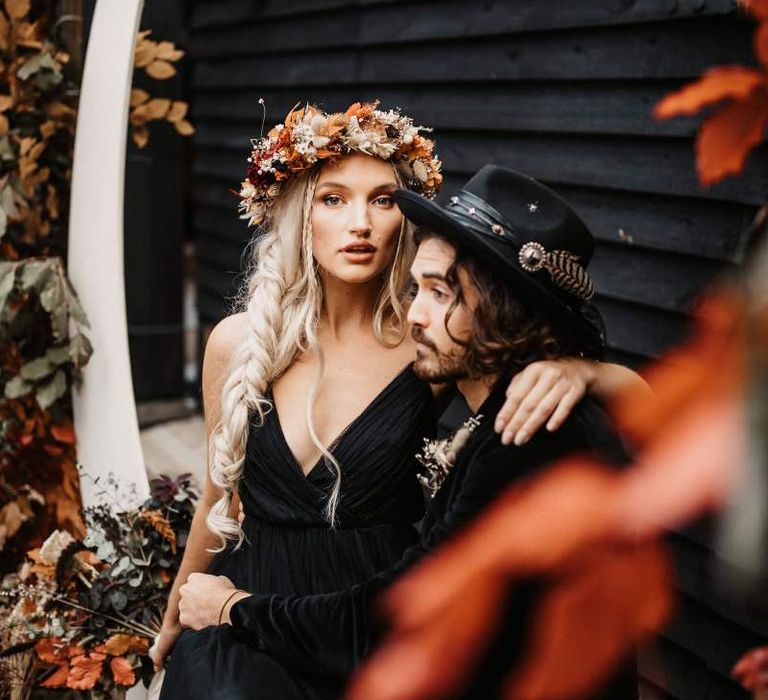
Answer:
top-left (67, 0), bottom-right (149, 507)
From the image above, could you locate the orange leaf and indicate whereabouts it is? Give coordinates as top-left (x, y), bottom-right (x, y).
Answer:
top-left (174, 119), bottom-right (194, 136)
top-left (35, 638), bottom-right (65, 663)
top-left (5, 0), bottom-right (30, 20)
top-left (132, 125), bottom-right (149, 149)
top-left (741, 0), bottom-right (768, 20)
top-left (155, 40), bottom-right (184, 62)
top-left (134, 43), bottom-right (158, 69)
top-left (653, 66), bottom-right (766, 119)
top-left (51, 423), bottom-right (74, 443)
top-left (145, 97), bottom-right (171, 119)
top-left (40, 662), bottom-right (68, 688)
top-left (111, 656), bottom-right (136, 686)
top-left (103, 633), bottom-right (148, 655)
top-left (66, 654), bottom-right (103, 690)
top-left (146, 59), bottom-right (176, 80)
top-left (166, 101), bottom-right (188, 123)
top-left (130, 88), bottom-right (149, 107)
top-left (696, 88), bottom-right (768, 185)
top-left (756, 22), bottom-right (768, 70)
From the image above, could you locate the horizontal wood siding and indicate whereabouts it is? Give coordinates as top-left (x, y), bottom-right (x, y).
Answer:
top-left (188, 1), bottom-right (766, 696)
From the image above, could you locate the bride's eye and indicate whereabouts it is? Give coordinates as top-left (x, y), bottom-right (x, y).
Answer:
top-left (323, 194), bottom-right (344, 206)
top-left (372, 195), bottom-right (394, 207)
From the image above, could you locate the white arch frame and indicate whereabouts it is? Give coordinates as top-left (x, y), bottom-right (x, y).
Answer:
top-left (67, 0), bottom-right (149, 507)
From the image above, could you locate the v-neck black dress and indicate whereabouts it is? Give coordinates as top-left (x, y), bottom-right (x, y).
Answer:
top-left (160, 364), bottom-right (435, 700)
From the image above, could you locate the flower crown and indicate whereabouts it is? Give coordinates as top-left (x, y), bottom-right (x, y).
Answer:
top-left (237, 101), bottom-right (443, 226)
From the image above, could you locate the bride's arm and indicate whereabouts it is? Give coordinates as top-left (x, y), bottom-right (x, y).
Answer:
top-left (494, 359), bottom-right (650, 447)
top-left (149, 315), bottom-right (244, 671)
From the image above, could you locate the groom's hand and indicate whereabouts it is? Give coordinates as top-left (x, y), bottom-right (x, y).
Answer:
top-left (178, 573), bottom-right (240, 630)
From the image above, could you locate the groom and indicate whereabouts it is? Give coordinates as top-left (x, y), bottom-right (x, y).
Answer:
top-left (178, 165), bottom-right (635, 697)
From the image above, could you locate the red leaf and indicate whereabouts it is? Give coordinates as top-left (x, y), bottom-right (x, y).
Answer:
top-left (43, 444), bottom-right (64, 456)
top-left (755, 22), bottom-right (768, 70)
top-left (66, 654), bottom-right (103, 690)
top-left (51, 423), bottom-right (75, 443)
top-left (653, 66), bottom-right (766, 119)
top-left (696, 88), bottom-right (768, 185)
top-left (111, 656), bottom-right (136, 686)
top-left (35, 638), bottom-right (65, 663)
top-left (40, 662), bottom-right (69, 688)
top-left (741, 0), bottom-right (768, 20)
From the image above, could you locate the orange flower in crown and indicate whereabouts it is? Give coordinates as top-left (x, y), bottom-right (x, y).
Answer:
top-left (237, 101), bottom-right (443, 226)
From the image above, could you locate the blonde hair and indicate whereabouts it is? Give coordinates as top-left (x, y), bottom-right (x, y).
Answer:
top-left (207, 163), bottom-right (416, 549)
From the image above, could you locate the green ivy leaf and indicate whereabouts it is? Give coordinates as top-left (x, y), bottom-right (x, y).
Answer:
top-left (46, 345), bottom-right (71, 365)
top-left (4, 375), bottom-right (32, 399)
top-left (20, 355), bottom-right (54, 381)
top-left (21, 260), bottom-right (52, 292)
top-left (69, 332), bottom-right (93, 369)
top-left (35, 369), bottom-right (66, 409)
top-left (0, 262), bottom-right (15, 310)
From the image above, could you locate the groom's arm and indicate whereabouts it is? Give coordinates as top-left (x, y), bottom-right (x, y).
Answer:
top-left (228, 432), bottom-right (569, 678)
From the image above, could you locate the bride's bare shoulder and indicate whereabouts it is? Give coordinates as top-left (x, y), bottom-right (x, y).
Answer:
top-left (203, 313), bottom-right (248, 375)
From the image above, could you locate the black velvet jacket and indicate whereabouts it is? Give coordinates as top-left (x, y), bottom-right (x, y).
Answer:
top-left (229, 380), bottom-right (634, 696)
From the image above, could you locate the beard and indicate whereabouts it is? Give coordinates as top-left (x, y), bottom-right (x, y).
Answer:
top-left (411, 326), bottom-right (469, 384)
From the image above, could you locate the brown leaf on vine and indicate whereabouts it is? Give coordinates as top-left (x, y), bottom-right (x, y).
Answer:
top-left (156, 40), bottom-right (184, 62)
top-left (5, 0), bottom-right (30, 21)
top-left (175, 119), bottom-right (194, 136)
top-left (145, 97), bottom-right (171, 119)
top-left (110, 656), bottom-right (136, 686)
top-left (134, 42), bottom-right (158, 69)
top-left (166, 101), bottom-right (188, 123)
top-left (132, 125), bottom-right (149, 149)
top-left (130, 88), bottom-right (150, 108)
top-left (146, 59), bottom-right (176, 80)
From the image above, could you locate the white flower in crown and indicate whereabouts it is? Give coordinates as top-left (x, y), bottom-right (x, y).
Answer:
top-left (416, 414), bottom-right (484, 497)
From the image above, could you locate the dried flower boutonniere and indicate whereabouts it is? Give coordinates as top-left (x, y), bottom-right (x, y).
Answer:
top-left (416, 415), bottom-right (484, 497)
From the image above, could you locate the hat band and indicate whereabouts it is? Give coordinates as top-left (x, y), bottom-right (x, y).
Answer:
top-left (447, 191), bottom-right (595, 303)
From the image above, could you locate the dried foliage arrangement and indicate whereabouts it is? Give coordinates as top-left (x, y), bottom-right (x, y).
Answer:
top-left (0, 0), bottom-right (77, 261)
top-left (0, 257), bottom-right (92, 574)
top-left (129, 30), bottom-right (194, 149)
top-left (0, 472), bottom-right (199, 698)
top-left (0, 0), bottom-right (89, 579)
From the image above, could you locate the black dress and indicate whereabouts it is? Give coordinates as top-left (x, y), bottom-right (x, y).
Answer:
top-left (160, 364), bottom-right (435, 700)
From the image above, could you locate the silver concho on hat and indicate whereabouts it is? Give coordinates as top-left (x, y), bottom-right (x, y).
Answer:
top-left (518, 241), bottom-right (547, 272)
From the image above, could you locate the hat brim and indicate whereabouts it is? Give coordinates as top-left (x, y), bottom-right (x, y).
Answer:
top-left (395, 189), bottom-right (606, 357)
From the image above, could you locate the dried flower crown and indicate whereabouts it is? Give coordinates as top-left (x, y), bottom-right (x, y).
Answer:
top-left (237, 101), bottom-right (443, 226)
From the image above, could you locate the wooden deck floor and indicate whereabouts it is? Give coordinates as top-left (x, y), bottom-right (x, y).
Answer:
top-left (139, 414), bottom-right (207, 487)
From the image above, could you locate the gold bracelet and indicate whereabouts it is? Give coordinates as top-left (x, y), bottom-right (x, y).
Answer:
top-left (218, 589), bottom-right (243, 626)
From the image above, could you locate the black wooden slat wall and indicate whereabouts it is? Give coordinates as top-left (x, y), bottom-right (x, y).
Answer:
top-left (187, 1), bottom-right (766, 697)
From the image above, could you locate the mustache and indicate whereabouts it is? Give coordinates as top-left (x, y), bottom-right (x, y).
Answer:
top-left (411, 326), bottom-right (437, 352)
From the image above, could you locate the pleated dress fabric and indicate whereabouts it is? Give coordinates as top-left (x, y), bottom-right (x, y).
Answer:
top-left (160, 364), bottom-right (435, 700)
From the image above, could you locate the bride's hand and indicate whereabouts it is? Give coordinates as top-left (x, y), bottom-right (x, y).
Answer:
top-left (494, 359), bottom-right (597, 446)
top-left (149, 623), bottom-right (182, 672)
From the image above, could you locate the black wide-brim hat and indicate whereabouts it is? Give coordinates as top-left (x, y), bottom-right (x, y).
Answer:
top-left (395, 165), bottom-right (606, 357)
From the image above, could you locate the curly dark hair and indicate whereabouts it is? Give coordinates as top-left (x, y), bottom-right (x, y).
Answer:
top-left (414, 229), bottom-right (578, 379)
